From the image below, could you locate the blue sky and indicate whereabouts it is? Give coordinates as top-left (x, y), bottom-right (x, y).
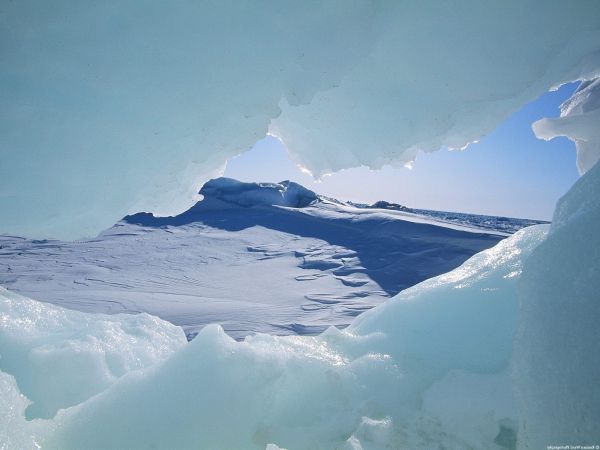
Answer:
top-left (225, 84), bottom-right (579, 220)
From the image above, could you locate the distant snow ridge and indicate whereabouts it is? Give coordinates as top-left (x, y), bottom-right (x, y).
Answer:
top-left (408, 209), bottom-right (548, 235)
top-left (349, 201), bottom-right (548, 235)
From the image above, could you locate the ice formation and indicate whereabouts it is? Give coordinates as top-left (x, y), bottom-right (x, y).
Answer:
top-left (514, 161), bottom-right (600, 448)
top-left (0, 287), bottom-right (186, 421)
top-left (2, 163), bottom-right (597, 448)
top-left (0, 224), bottom-right (548, 449)
top-left (1, 1), bottom-right (600, 448)
top-left (1, 1), bottom-right (600, 238)
top-left (1, 155), bottom-right (599, 448)
top-left (534, 77), bottom-right (600, 174)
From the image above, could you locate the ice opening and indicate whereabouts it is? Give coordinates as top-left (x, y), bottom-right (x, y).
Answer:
top-left (1, 1), bottom-right (600, 448)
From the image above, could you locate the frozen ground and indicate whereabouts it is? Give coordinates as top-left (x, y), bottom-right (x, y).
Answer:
top-left (0, 178), bottom-right (518, 340)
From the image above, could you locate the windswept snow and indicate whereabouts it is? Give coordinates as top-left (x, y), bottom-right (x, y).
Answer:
top-left (0, 178), bottom-right (507, 340)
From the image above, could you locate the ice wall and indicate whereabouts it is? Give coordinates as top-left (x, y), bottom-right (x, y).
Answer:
top-left (513, 76), bottom-right (600, 448)
top-left (514, 160), bottom-right (600, 448)
top-left (2, 1), bottom-right (600, 238)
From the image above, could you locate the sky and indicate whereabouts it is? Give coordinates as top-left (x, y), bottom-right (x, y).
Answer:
top-left (225, 84), bottom-right (580, 221)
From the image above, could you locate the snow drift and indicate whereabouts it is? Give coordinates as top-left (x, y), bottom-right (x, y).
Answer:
top-left (1, 1), bottom-right (600, 238)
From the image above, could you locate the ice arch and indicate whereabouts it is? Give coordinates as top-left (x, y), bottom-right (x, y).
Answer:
top-left (1, 0), bottom-right (600, 238)
top-left (1, 1), bottom-right (600, 449)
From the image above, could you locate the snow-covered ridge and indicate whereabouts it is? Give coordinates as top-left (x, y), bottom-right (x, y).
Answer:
top-left (2, 178), bottom-right (508, 341)
top-left (133, 177), bottom-right (546, 234)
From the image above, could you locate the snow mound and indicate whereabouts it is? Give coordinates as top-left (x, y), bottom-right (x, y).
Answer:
top-left (199, 178), bottom-right (318, 208)
top-left (0, 287), bottom-right (186, 420)
top-left (1, 2), bottom-right (599, 238)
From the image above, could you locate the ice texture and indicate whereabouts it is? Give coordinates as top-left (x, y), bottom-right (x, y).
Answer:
top-left (0, 224), bottom-right (547, 449)
top-left (0, 371), bottom-right (46, 450)
top-left (514, 78), bottom-right (600, 447)
top-left (0, 287), bottom-right (186, 420)
top-left (514, 160), bottom-right (600, 448)
top-left (1, 1), bottom-right (600, 238)
top-left (533, 77), bottom-right (600, 174)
